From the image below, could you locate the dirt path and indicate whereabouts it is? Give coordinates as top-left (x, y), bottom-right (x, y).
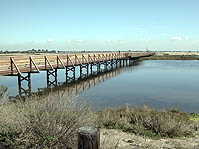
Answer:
top-left (100, 129), bottom-right (199, 149)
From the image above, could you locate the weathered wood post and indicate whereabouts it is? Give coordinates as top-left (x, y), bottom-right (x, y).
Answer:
top-left (78, 127), bottom-right (100, 149)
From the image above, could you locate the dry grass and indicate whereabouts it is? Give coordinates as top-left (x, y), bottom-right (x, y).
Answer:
top-left (0, 86), bottom-right (8, 101)
top-left (98, 105), bottom-right (197, 138)
top-left (0, 94), bottom-right (95, 148)
top-left (1, 89), bottom-right (199, 148)
top-left (100, 132), bottom-right (120, 149)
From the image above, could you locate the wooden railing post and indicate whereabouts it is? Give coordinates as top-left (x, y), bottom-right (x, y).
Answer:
top-left (94, 54), bottom-right (96, 62)
top-left (30, 57), bottom-right (32, 72)
top-left (10, 57), bottom-right (22, 76)
top-left (57, 56), bottom-right (65, 69)
top-left (75, 55), bottom-right (77, 65)
top-left (57, 55), bottom-right (59, 68)
top-left (10, 57), bottom-right (13, 75)
top-left (67, 55), bottom-right (69, 66)
top-left (45, 56), bottom-right (47, 69)
top-left (78, 127), bottom-right (100, 149)
top-left (29, 57), bottom-right (40, 72)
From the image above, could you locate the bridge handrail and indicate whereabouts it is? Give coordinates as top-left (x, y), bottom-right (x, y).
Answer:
top-left (0, 52), bottom-right (152, 76)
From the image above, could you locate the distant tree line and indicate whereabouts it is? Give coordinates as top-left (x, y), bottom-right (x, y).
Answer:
top-left (0, 49), bottom-right (57, 54)
top-left (0, 49), bottom-right (199, 54)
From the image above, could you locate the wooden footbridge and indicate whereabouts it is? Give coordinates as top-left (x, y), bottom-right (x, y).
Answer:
top-left (0, 52), bottom-right (154, 97)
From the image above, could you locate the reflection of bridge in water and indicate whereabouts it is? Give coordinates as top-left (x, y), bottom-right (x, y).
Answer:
top-left (36, 60), bottom-right (141, 98)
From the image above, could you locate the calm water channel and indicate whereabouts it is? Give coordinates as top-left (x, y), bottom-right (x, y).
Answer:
top-left (0, 60), bottom-right (199, 113)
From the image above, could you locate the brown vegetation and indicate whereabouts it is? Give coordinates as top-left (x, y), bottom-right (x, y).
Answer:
top-left (0, 94), bottom-right (94, 148)
top-left (1, 91), bottom-right (199, 148)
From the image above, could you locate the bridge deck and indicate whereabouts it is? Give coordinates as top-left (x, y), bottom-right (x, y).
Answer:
top-left (0, 52), bottom-right (153, 76)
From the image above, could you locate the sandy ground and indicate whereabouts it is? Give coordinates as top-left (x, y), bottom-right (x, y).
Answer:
top-left (100, 129), bottom-right (199, 149)
top-left (156, 51), bottom-right (199, 56)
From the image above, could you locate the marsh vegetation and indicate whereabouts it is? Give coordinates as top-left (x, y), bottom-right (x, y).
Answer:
top-left (0, 89), bottom-right (199, 148)
top-left (98, 105), bottom-right (199, 138)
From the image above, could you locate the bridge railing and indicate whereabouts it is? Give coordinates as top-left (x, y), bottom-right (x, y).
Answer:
top-left (0, 52), bottom-right (153, 76)
top-left (0, 52), bottom-right (128, 76)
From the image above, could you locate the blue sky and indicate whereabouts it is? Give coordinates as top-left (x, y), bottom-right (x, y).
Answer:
top-left (0, 0), bottom-right (199, 51)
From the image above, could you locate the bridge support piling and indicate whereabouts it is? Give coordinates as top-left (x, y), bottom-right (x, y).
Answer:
top-left (104, 62), bottom-right (108, 72)
top-left (90, 64), bottom-right (93, 75)
top-left (111, 60), bottom-right (113, 69)
top-left (66, 66), bottom-right (75, 82)
top-left (80, 65), bottom-right (82, 78)
top-left (80, 64), bottom-right (89, 79)
top-left (119, 59), bottom-right (122, 67)
top-left (87, 64), bottom-right (89, 76)
top-left (18, 72), bottom-right (31, 97)
top-left (115, 59), bottom-right (117, 67)
top-left (47, 69), bottom-right (58, 88)
top-left (90, 62), bottom-right (99, 75)
top-left (97, 63), bottom-right (100, 73)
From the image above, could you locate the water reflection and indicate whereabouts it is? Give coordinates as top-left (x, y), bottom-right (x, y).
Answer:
top-left (34, 60), bottom-right (142, 98)
top-left (79, 60), bottom-right (199, 113)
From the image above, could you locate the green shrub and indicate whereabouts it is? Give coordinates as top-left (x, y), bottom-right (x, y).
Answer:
top-left (190, 113), bottom-right (199, 121)
top-left (98, 105), bottom-right (195, 138)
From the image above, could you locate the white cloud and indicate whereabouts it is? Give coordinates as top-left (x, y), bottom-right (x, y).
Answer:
top-left (105, 40), bottom-right (114, 43)
top-left (136, 38), bottom-right (151, 41)
top-left (65, 40), bottom-right (85, 43)
top-left (24, 41), bottom-right (34, 44)
top-left (65, 40), bottom-right (72, 43)
top-left (47, 38), bottom-right (53, 43)
top-left (76, 40), bottom-right (84, 42)
top-left (185, 36), bottom-right (190, 40)
top-left (104, 40), bottom-right (128, 44)
top-left (135, 27), bottom-right (146, 33)
top-left (170, 37), bottom-right (182, 41)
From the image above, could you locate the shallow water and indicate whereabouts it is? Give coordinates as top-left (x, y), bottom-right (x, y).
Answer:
top-left (79, 60), bottom-right (199, 113)
top-left (0, 60), bottom-right (199, 113)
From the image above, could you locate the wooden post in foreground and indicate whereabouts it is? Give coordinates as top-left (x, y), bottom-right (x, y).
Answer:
top-left (78, 127), bottom-right (100, 149)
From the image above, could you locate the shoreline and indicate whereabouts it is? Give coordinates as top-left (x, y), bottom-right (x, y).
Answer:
top-left (141, 51), bottom-right (199, 60)
top-left (141, 55), bottom-right (199, 60)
